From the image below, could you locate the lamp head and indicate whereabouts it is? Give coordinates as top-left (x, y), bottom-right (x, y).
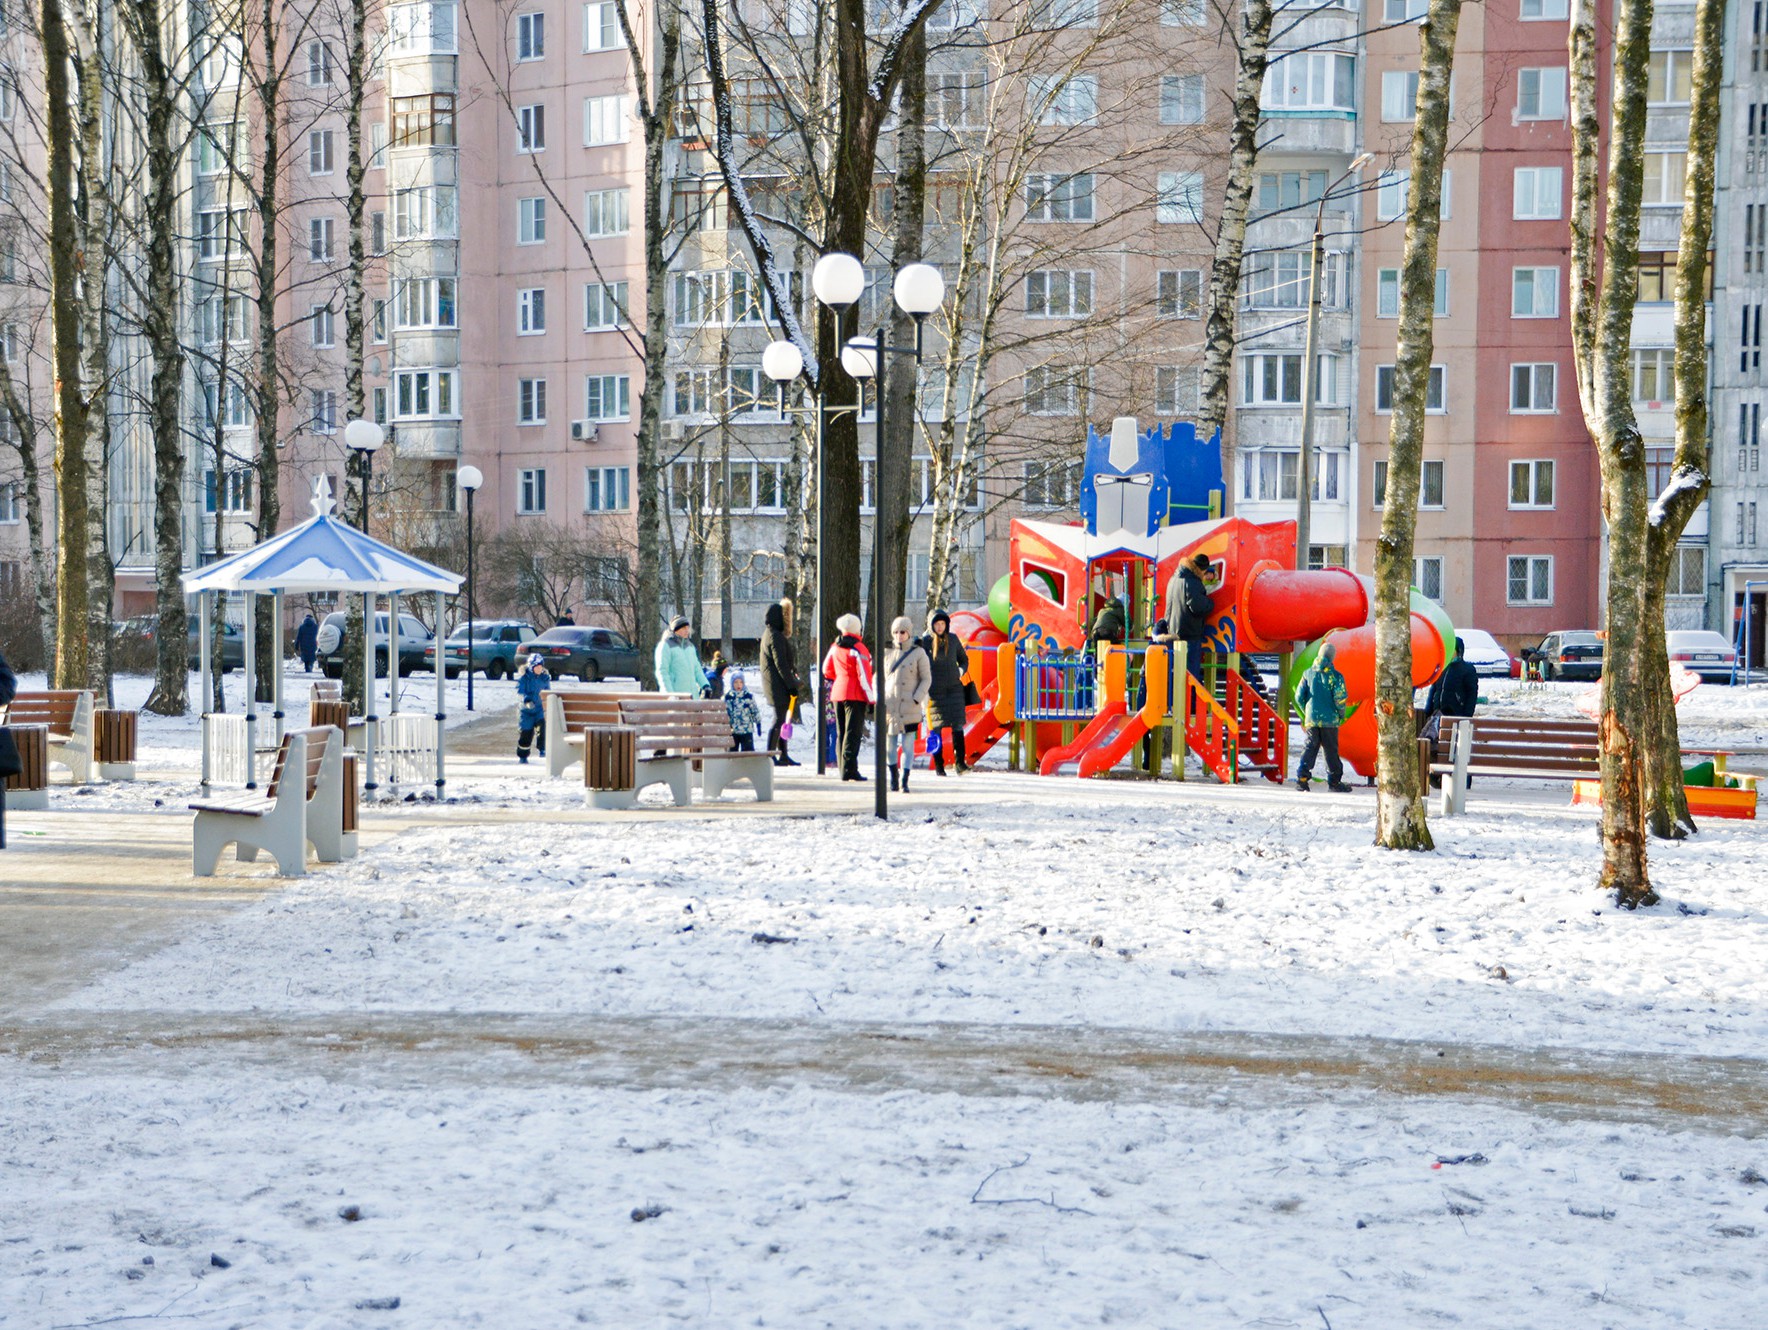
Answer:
top-left (811, 252), bottom-right (866, 308)
top-left (457, 464), bottom-right (483, 493)
top-left (841, 337), bottom-right (879, 381)
top-left (1348, 151), bottom-right (1375, 173)
top-left (892, 263), bottom-right (945, 316)
top-left (343, 418), bottom-right (385, 454)
top-left (761, 340), bottom-right (804, 383)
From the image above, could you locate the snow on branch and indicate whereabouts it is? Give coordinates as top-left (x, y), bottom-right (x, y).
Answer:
top-left (1648, 465), bottom-right (1708, 527)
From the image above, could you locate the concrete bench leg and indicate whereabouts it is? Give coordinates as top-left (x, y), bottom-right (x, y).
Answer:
top-left (586, 787), bottom-right (640, 810)
top-left (702, 757), bottom-right (774, 801)
top-left (192, 816), bottom-right (231, 877)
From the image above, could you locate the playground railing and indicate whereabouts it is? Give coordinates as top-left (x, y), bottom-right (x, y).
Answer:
top-left (1223, 667), bottom-right (1285, 780)
top-left (1015, 652), bottom-right (1099, 721)
top-left (1182, 673), bottom-right (1239, 784)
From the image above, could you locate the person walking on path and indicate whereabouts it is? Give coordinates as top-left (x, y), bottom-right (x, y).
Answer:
top-left (724, 671), bottom-right (761, 751)
top-left (883, 616), bottom-right (931, 792)
top-left (1164, 552), bottom-right (1213, 684)
top-left (654, 616), bottom-right (704, 695)
top-left (1294, 641), bottom-right (1351, 792)
top-left (922, 608), bottom-right (970, 775)
top-left (759, 602), bottom-right (802, 767)
top-left (515, 652), bottom-right (551, 764)
top-left (295, 611), bottom-right (320, 673)
top-left (821, 613), bottom-right (875, 781)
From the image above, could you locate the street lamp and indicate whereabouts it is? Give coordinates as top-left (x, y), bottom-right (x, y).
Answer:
top-left (343, 417), bottom-right (385, 536)
top-left (344, 417), bottom-right (386, 796)
top-left (1296, 152), bottom-right (1373, 573)
top-left (457, 464), bottom-right (483, 712)
top-left (843, 259), bottom-right (945, 821)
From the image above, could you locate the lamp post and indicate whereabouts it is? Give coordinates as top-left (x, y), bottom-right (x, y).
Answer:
top-left (840, 261), bottom-right (945, 821)
top-left (343, 417), bottom-right (385, 536)
top-left (457, 464), bottom-right (483, 712)
top-left (343, 417), bottom-right (386, 796)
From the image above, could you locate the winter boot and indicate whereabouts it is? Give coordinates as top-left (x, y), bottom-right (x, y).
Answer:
top-left (889, 764), bottom-right (900, 791)
top-left (1294, 776), bottom-right (1310, 791)
top-left (901, 766), bottom-right (910, 793)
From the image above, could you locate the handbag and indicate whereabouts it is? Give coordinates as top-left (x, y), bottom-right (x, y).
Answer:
top-left (0, 727), bottom-right (20, 780)
top-left (963, 678), bottom-right (983, 708)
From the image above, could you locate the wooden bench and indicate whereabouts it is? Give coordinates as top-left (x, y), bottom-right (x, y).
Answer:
top-left (583, 697), bottom-right (773, 809)
top-left (4, 690), bottom-right (94, 783)
top-left (95, 708), bottom-right (138, 780)
top-left (544, 688), bottom-right (642, 778)
top-left (189, 725), bottom-right (347, 876)
top-left (1420, 716), bottom-right (1599, 815)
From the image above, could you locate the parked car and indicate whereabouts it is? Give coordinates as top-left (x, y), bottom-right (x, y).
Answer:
top-left (424, 619), bottom-right (538, 680)
top-left (1454, 628), bottom-right (1515, 679)
top-left (114, 614), bottom-right (246, 672)
top-left (315, 610), bottom-right (434, 678)
top-left (1665, 629), bottom-right (1739, 683)
top-left (1525, 630), bottom-right (1605, 682)
top-left (527, 625), bottom-right (644, 683)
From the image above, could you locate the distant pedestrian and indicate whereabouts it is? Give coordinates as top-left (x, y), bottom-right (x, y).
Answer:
top-left (1295, 641), bottom-right (1351, 793)
top-left (295, 611), bottom-right (320, 673)
top-left (821, 612), bottom-right (875, 782)
top-left (1425, 636), bottom-right (1480, 729)
top-left (705, 649), bottom-right (727, 699)
top-left (556, 611), bottom-right (576, 627)
top-left (515, 653), bottom-right (551, 764)
top-left (760, 601), bottom-right (802, 767)
top-left (922, 608), bottom-right (970, 775)
top-left (883, 616), bottom-right (931, 793)
top-left (1164, 552), bottom-right (1213, 683)
top-left (724, 671), bottom-right (761, 751)
top-left (654, 616), bottom-right (703, 695)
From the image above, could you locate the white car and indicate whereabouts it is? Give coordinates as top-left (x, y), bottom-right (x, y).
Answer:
top-left (1666, 629), bottom-right (1739, 683)
top-left (1454, 628), bottom-right (1515, 678)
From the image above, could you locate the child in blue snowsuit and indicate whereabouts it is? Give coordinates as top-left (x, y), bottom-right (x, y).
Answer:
top-left (516, 653), bottom-right (551, 763)
top-left (724, 671), bottom-right (761, 751)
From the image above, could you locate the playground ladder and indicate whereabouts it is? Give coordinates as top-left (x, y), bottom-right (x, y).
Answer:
top-left (1217, 668), bottom-right (1287, 784)
top-left (1180, 675), bottom-right (1239, 784)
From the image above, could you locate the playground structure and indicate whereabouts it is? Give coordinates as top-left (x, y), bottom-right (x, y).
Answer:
top-left (939, 418), bottom-right (1454, 784)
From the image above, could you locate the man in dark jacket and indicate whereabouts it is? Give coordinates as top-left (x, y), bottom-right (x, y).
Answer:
top-left (1426, 636), bottom-right (1480, 722)
top-left (759, 602), bottom-right (801, 766)
top-left (295, 611), bottom-right (320, 672)
top-left (1163, 552), bottom-right (1213, 684)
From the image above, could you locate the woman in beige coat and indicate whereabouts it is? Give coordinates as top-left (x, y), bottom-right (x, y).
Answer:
top-left (882, 616), bottom-right (931, 792)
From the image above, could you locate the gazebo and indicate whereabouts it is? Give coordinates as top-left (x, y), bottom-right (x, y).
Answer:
top-left (183, 477), bottom-right (464, 799)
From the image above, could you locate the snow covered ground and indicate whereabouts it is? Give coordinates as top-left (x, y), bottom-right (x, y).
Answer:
top-left (4, 676), bottom-right (1768, 1326)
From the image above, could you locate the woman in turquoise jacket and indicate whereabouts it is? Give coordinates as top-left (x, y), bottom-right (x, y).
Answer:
top-left (654, 615), bottom-right (705, 694)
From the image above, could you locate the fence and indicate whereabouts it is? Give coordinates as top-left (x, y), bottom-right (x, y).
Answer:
top-left (1014, 651), bottom-right (1099, 721)
top-left (380, 713), bottom-right (439, 786)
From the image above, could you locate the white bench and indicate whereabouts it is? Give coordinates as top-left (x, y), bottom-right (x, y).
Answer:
top-left (190, 726), bottom-right (348, 877)
top-left (584, 698), bottom-right (774, 810)
top-left (544, 689), bottom-right (640, 778)
top-left (4, 690), bottom-right (94, 784)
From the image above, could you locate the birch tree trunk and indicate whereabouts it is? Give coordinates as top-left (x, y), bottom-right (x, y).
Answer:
top-left (883, 24), bottom-right (927, 627)
top-left (342, 0), bottom-right (372, 713)
top-left (1568, 0), bottom-right (1657, 908)
top-left (0, 377), bottom-right (53, 656)
top-left (43, 0), bottom-right (90, 688)
top-left (77, 15), bottom-right (113, 699)
top-left (250, 14), bottom-right (283, 702)
top-left (1374, 0), bottom-right (1463, 850)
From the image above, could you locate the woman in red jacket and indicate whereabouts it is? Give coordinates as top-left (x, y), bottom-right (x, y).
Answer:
top-left (821, 612), bottom-right (876, 781)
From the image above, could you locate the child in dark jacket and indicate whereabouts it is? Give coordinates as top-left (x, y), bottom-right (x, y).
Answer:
top-left (515, 654), bottom-right (551, 763)
top-left (724, 672), bottom-right (761, 751)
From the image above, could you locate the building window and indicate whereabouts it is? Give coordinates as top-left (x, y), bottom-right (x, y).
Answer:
top-left (195, 120), bottom-right (246, 176)
top-left (1420, 459), bottom-right (1444, 507)
top-left (1025, 270), bottom-right (1093, 318)
top-left (517, 103), bottom-right (546, 152)
top-left (388, 2), bottom-right (459, 55)
top-left (392, 185), bottom-right (459, 239)
top-left (1512, 266), bottom-right (1560, 318)
top-left (518, 196), bottom-right (546, 244)
top-left (584, 0), bottom-right (621, 50)
top-left (1024, 172), bottom-right (1095, 222)
top-left (518, 287), bottom-right (546, 334)
top-left (393, 368), bottom-right (459, 419)
top-left (306, 39), bottom-right (333, 86)
top-left (204, 467), bottom-right (254, 513)
top-left (1158, 268), bottom-right (1204, 317)
top-left (1257, 170), bottom-right (1326, 214)
top-left (1243, 251), bottom-right (1345, 310)
top-left (1156, 170), bottom-right (1205, 224)
top-left (307, 129), bottom-right (334, 175)
top-left (585, 374), bottom-right (631, 420)
top-left (583, 94), bottom-right (629, 145)
top-left (1261, 51), bottom-right (1356, 113)
top-left (370, 121), bottom-right (389, 170)
top-left (1738, 501), bottom-right (1759, 545)
top-left (1029, 73), bottom-right (1097, 126)
top-left (371, 386), bottom-right (388, 423)
top-left (1510, 363), bottom-right (1558, 413)
top-left (1381, 69), bottom-right (1419, 122)
top-left (1510, 459), bottom-right (1556, 509)
top-left (584, 281), bottom-right (627, 329)
top-left (1240, 353), bottom-right (1340, 407)
top-left (929, 71), bottom-right (977, 129)
top-left (1513, 166), bottom-right (1563, 219)
top-left (518, 378), bottom-right (548, 425)
top-left (0, 481), bottom-right (19, 523)
top-left (310, 389), bottom-right (338, 434)
top-left (1642, 152), bottom-right (1687, 207)
top-left (196, 208), bottom-right (247, 261)
top-left (585, 466), bottom-right (631, 513)
top-left (585, 554), bottom-right (630, 603)
top-left (1633, 348), bottom-right (1675, 405)
top-left (370, 210), bottom-right (387, 254)
top-left (308, 217), bottom-right (334, 261)
top-left (390, 94), bottom-right (456, 147)
top-left (1374, 364), bottom-right (1447, 413)
top-left (1160, 74), bottom-right (1205, 124)
top-left (1669, 544), bottom-right (1705, 596)
top-left (1156, 366), bottom-right (1199, 415)
top-left (584, 187), bottom-right (630, 236)
top-left (309, 303), bottom-right (334, 347)
top-left (1160, 0), bottom-right (1207, 21)
top-left (1023, 367), bottom-right (1086, 416)
top-left (395, 277), bottom-right (458, 329)
top-left (1383, 0), bottom-right (1428, 18)
top-left (517, 10), bottom-right (545, 59)
top-left (1516, 67), bottom-right (1567, 119)
top-left (1022, 459), bottom-right (1082, 508)
top-left (1414, 556), bottom-right (1444, 603)
top-left (1376, 171), bottom-right (1408, 221)
top-left (1376, 267), bottom-right (1449, 318)
top-left (1636, 250), bottom-right (1714, 299)
top-left (1648, 50), bottom-right (1693, 105)
top-left (203, 379), bottom-right (252, 429)
top-left (1507, 555), bottom-right (1553, 606)
top-left (1741, 401), bottom-right (1762, 473)
top-left (197, 293), bottom-right (250, 345)
top-left (518, 468), bottom-right (548, 515)
top-left (1520, 0), bottom-right (1569, 17)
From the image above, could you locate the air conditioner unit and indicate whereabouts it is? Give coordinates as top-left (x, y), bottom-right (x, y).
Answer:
top-left (570, 420), bottom-right (599, 442)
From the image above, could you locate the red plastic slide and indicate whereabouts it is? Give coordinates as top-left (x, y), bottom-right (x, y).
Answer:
top-left (1076, 711), bottom-right (1152, 779)
top-left (1038, 702), bottom-right (1128, 776)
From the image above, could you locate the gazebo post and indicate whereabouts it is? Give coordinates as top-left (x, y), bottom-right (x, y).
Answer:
top-left (363, 595), bottom-right (378, 798)
top-left (272, 589), bottom-right (286, 745)
top-left (199, 591), bottom-right (213, 789)
top-left (243, 591), bottom-right (258, 790)
top-left (434, 588), bottom-right (446, 800)
top-left (388, 590), bottom-right (401, 792)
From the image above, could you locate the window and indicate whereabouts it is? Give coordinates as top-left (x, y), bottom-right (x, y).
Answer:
top-left (585, 466), bottom-right (631, 513)
top-left (1516, 67), bottom-right (1567, 119)
top-left (196, 208), bottom-right (247, 260)
top-left (1381, 70), bottom-right (1419, 122)
top-left (1642, 152), bottom-right (1687, 206)
top-left (1376, 171), bottom-right (1408, 221)
top-left (1414, 556), bottom-right (1444, 603)
top-left (370, 210), bottom-right (387, 255)
top-left (306, 39), bottom-right (332, 86)
top-left (1157, 170), bottom-right (1204, 224)
top-left (584, 0), bottom-right (621, 50)
top-left (197, 293), bottom-right (249, 345)
top-left (1257, 170), bottom-right (1327, 214)
top-left (309, 304), bottom-right (334, 347)
top-left (1513, 166), bottom-right (1563, 219)
top-left (1511, 363), bottom-right (1558, 413)
top-left (201, 379), bottom-right (252, 430)
top-left (518, 196), bottom-right (546, 244)
top-left (1262, 52), bottom-right (1356, 113)
top-left (392, 185), bottom-right (458, 238)
top-left (518, 287), bottom-right (546, 334)
top-left (518, 468), bottom-right (548, 515)
top-left (1739, 501), bottom-right (1760, 546)
top-left (0, 481), bottom-right (18, 523)
top-left (308, 217), bottom-right (335, 262)
top-left (1025, 270), bottom-right (1093, 318)
top-left (1745, 304), bottom-right (1763, 373)
top-left (390, 94), bottom-right (456, 146)
top-left (369, 121), bottom-right (388, 170)
top-left (584, 281), bottom-right (627, 329)
top-left (517, 103), bottom-right (545, 152)
top-left (310, 389), bottom-right (338, 434)
top-left (1156, 366), bottom-right (1199, 415)
top-left (395, 277), bottom-right (457, 328)
top-left (585, 556), bottom-right (631, 603)
top-left (1636, 250), bottom-right (1713, 300)
top-left (1741, 402), bottom-right (1762, 473)
top-left (394, 368), bottom-right (459, 419)
top-left (1161, 0), bottom-right (1206, 21)
top-left (1521, 0), bottom-right (1568, 16)
top-left (1507, 555), bottom-right (1553, 606)
top-left (518, 377), bottom-right (547, 424)
top-left (1370, 459), bottom-right (1442, 508)
top-left (1376, 267), bottom-right (1449, 318)
top-left (196, 120), bottom-right (246, 176)
top-left (372, 298), bottom-right (387, 342)
top-left (585, 374), bottom-right (631, 420)
top-left (1023, 459), bottom-right (1083, 507)
top-left (1512, 266), bottom-right (1559, 318)
top-left (1023, 366), bottom-right (1086, 416)
top-left (387, 2), bottom-right (458, 54)
top-left (1030, 73), bottom-right (1097, 125)
top-left (584, 188), bottom-right (630, 236)
top-left (1648, 50), bottom-right (1693, 105)
top-left (1243, 252), bottom-right (1346, 310)
top-left (1158, 268), bottom-right (1204, 317)
top-left (204, 467), bottom-right (254, 513)
top-left (1669, 545), bottom-right (1704, 596)
top-left (1384, 0), bottom-right (1428, 17)
top-left (1633, 348), bottom-right (1675, 405)
top-left (584, 94), bottom-right (629, 145)
top-left (1034, 0), bottom-right (1098, 24)
top-left (1242, 353), bottom-right (1339, 406)
top-left (929, 72), bottom-right (977, 129)
top-left (1024, 172), bottom-right (1095, 221)
top-left (1510, 459), bottom-right (1556, 508)
top-left (307, 129), bottom-right (334, 175)
top-left (517, 10), bottom-right (545, 59)
top-left (1160, 74), bottom-right (1205, 125)
top-left (1374, 364), bottom-right (1447, 413)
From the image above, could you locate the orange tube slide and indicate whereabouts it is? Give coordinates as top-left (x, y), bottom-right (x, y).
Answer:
top-left (1239, 565), bottom-right (1371, 651)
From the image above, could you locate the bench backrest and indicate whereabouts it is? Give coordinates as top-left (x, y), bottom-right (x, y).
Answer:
top-left (5, 690), bottom-right (88, 732)
top-left (616, 697), bottom-right (733, 752)
top-left (553, 689), bottom-right (638, 727)
top-left (267, 726), bottom-right (335, 801)
top-left (1433, 716), bottom-right (1600, 773)
top-left (310, 681), bottom-right (343, 703)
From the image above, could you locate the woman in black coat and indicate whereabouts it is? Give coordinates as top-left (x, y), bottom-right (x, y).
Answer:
top-left (922, 608), bottom-right (970, 774)
top-left (759, 602), bottom-right (802, 766)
